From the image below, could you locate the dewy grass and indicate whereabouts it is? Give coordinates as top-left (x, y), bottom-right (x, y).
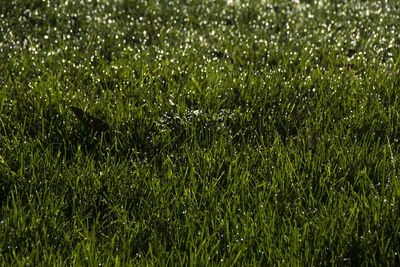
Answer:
top-left (1, 0), bottom-right (400, 265)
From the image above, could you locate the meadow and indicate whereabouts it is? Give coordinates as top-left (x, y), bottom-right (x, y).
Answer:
top-left (1, 0), bottom-right (400, 265)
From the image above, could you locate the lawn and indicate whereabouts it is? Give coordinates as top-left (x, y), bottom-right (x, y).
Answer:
top-left (1, 0), bottom-right (400, 265)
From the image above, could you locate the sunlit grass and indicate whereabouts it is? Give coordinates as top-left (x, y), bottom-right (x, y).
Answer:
top-left (1, 0), bottom-right (400, 265)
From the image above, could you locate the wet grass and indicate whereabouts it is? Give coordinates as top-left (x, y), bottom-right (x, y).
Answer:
top-left (1, 0), bottom-right (400, 265)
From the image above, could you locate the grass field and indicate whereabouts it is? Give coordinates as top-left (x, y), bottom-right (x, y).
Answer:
top-left (1, 0), bottom-right (400, 265)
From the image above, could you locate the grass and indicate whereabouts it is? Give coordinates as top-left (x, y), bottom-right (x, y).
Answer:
top-left (1, 0), bottom-right (400, 265)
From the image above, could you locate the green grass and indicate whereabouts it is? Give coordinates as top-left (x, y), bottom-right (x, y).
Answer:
top-left (1, 0), bottom-right (400, 265)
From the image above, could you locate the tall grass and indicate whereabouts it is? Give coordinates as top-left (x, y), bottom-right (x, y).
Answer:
top-left (1, 0), bottom-right (400, 265)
